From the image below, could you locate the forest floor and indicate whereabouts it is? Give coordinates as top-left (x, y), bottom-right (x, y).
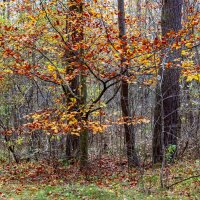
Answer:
top-left (0, 156), bottom-right (199, 200)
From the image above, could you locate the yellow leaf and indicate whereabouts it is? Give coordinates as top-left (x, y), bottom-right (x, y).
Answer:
top-left (181, 50), bottom-right (189, 56)
top-left (185, 43), bottom-right (193, 49)
top-left (4, 69), bottom-right (13, 74)
top-left (186, 74), bottom-right (200, 82)
top-left (47, 65), bottom-right (56, 72)
top-left (182, 60), bottom-right (194, 68)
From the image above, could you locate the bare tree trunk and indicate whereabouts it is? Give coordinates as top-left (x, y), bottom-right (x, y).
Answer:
top-left (153, 0), bottom-right (182, 163)
top-left (118, 0), bottom-right (140, 167)
top-left (79, 76), bottom-right (88, 170)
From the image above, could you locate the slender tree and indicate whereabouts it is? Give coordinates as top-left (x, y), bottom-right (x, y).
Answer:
top-left (118, 0), bottom-right (140, 167)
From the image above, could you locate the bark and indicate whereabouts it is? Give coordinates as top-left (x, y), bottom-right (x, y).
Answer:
top-left (79, 2), bottom-right (88, 169)
top-left (64, 0), bottom-right (88, 168)
top-left (153, 0), bottom-right (182, 163)
top-left (136, 0), bottom-right (141, 30)
top-left (118, 0), bottom-right (140, 167)
top-left (80, 126), bottom-right (88, 169)
top-left (64, 0), bottom-right (82, 162)
top-left (5, 135), bottom-right (19, 163)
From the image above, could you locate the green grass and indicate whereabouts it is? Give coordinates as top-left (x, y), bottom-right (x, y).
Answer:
top-left (0, 159), bottom-right (199, 200)
top-left (1, 184), bottom-right (141, 200)
top-left (1, 180), bottom-right (199, 200)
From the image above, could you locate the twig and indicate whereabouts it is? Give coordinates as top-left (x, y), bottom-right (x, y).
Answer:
top-left (167, 175), bottom-right (200, 189)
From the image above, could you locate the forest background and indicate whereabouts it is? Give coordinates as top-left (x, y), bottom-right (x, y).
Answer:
top-left (0, 0), bottom-right (199, 199)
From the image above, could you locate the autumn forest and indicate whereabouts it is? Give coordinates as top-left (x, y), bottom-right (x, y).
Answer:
top-left (0, 0), bottom-right (199, 199)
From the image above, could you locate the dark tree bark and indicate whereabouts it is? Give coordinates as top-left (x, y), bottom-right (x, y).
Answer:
top-left (118, 0), bottom-right (140, 167)
top-left (153, 0), bottom-right (182, 163)
top-left (64, 0), bottom-right (88, 169)
top-left (64, 63), bottom-right (80, 162)
top-left (78, 2), bottom-right (88, 170)
top-left (64, 0), bottom-right (82, 162)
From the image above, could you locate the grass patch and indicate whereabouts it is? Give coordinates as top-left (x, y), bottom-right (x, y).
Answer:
top-left (1, 181), bottom-right (199, 200)
top-left (0, 184), bottom-right (144, 200)
top-left (0, 158), bottom-right (199, 199)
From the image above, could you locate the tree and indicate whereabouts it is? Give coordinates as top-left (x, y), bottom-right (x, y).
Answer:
top-left (64, 0), bottom-right (83, 163)
top-left (42, 0), bottom-right (88, 169)
top-left (118, 0), bottom-right (140, 167)
top-left (0, 0), bottom-right (122, 167)
top-left (1, 0), bottom-right (198, 169)
top-left (153, 0), bottom-right (183, 163)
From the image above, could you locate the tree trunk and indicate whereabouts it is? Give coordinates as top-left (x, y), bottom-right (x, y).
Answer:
top-left (64, 0), bottom-right (88, 168)
top-left (64, 0), bottom-right (82, 162)
top-left (118, 0), bottom-right (140, 167)
top-left (79, 1), bottom-right (88, 169)
top-left (153, 0), bottom-right (182, 163)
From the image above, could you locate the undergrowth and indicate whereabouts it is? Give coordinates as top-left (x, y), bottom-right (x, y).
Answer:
top-left (0, 157), bottom-right (199, 200)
